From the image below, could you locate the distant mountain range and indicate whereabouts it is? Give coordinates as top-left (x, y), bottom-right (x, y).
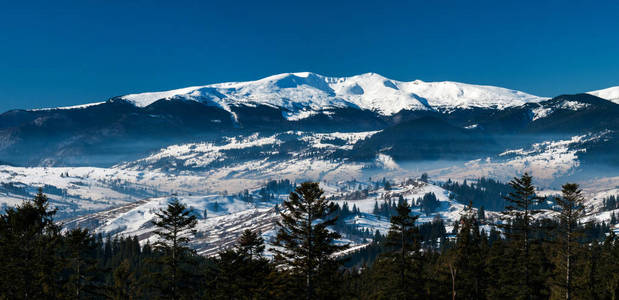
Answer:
top-left (0, 72), bottom-right (617, 170)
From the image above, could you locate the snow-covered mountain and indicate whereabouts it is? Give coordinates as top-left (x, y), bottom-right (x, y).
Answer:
top-left (118, 72), bottom-right (545, 119)
top-left (2, 72), bottom-right (617, 167)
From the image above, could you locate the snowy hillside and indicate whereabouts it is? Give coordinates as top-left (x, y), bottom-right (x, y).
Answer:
top-left (0, 166), bottom-right (210, 219)
top-left (62, 176), bottom-right (618, 257)
top-left (428, 131), bottom-right (612, 184)
top-left (2, 161), bottom-right (617, 256)
top-left (112, 131), bottom-right (395, 192)
top-left (116, 131), bottom-right (377, 173)
top-left (63, 179), bottom-right (477, 256)
top-left (117, 129), bottom-right (613, 187)
top-left (118, 72), bottom-right (545, 119)
top-left (531, 100), bottom-right (591, 121)
top-left (0, 129), bottom-right (613, 220)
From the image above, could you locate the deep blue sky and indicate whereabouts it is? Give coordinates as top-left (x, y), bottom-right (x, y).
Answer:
top-left (1, 0), bottom-right (619, 112)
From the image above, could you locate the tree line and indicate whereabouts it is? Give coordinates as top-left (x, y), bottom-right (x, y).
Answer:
top-left (1, 175), bottom-right (618, 299)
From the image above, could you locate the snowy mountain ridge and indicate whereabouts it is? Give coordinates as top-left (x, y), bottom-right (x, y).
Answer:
top-left (112, 72), bottom-right (546, 119)
top-left (588, 86), bottom-right (619, 104)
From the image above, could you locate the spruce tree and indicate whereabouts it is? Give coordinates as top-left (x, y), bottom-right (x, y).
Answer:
top-left (446, 201), bottom-right (485, 299)
top-left (553, 183), bottom-right (586, 300)
top-left (109, 259), bottom-right (138, 300)
top-left (478, 205), bottom-right (486, 220)
top-left (62, 228), bottom-right (100, 299)
top-left (151, 198), bottom-right (197, 300)
top-left (212, 230), bottom-right (271, 299)
top-left (272, 182), bottom-right (348, 300)
top-left (383, 200), bottom-right (422, 298)
top-left (0, 188), bottom-right (61, 299)
top-left (237, 229), bottom-right (265, 261)
top-left (499, 172), bottom-right (542, 299)
top-left (599, 232), bottom-right (619, 299)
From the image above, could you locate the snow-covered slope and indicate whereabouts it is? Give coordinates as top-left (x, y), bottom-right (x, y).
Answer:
top-left (117, 72), bottom-right (544, 119)
top-left (58, 174), bottom-right (619, 256)
top-left (588, 86), bottom-right (619, 104)
top-left (116, 131), bottom-right (377, 172)
top-left (0, 129), bottom-right (608, 219)
top-left (428, 131), bottom-right (613, 184)
top-left (2, 161), bottom-right (616, 256)
top-left (531, 100), bottom-right (591, 121)
top-left (0, 165), bottom-right (214, 219)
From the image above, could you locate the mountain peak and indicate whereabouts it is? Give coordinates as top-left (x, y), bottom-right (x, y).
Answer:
top-left (588, 86), bottom-right (619, 104)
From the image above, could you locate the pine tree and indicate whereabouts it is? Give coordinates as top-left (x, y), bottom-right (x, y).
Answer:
top-left (420, 192), bottom-right (439, 216)
top-left (478, 205), bottom-right (486, 220)
top-left (384, 200), bottom-right (421, 298)
top-left (212, 229), bottom-right (272, 298)
top-left (552, 183), bottom-right (586, 300)
top-left (211, 249), bottom-right (245, 298)
top-left (446, 201), bottom-right (485, 299)
top-left (272, 182), bottom-right (348, 300)
top-left (108, 259), bottom-right (138, 300)
top-left (151, 198), bottom-right (197, 300)
top-left (63, 228), bottom-right (101, 299)
top-left (599, 232), bottom-right (619, 299)
top-left (0, 188), bottom-right (61, 299)
top-left (237, 229), bottom-right (265, 261)
top-left (499, 172), bottom-right (542, 298)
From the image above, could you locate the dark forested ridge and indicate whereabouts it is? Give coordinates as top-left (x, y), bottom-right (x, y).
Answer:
top-left (1, 175), bottom-right (619, 299)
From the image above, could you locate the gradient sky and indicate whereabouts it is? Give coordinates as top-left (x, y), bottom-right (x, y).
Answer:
top-left (1, 0), bottom-right (619, 112)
